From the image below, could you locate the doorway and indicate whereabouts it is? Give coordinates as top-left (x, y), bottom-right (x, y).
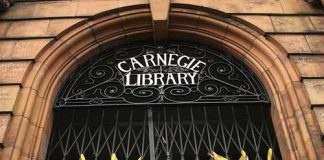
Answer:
top-left (47, 43), bottom-right (282, 159)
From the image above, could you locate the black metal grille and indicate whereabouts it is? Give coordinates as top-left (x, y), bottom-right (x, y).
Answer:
top-left (47, 105), bottom-right (281, 160)
top-left (48, 43), bottom-right (281, 159)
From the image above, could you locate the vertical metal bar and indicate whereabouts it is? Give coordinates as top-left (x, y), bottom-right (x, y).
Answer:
top-left (112, 110), bottom-right (119, 153)
top-left (246, 105), bottom-right (259, 159)
top-left (148, 107), bottom-right (156, 160)
top-left (218, 106), bottom-right (228, 157)
top-left (232, 106), bottom-right (242, 150)
top-left (141, 110), bottom-right (147, 157)
top-left (177, 107), bottom-right (185, 160)
top-left (190, 107), bottom-right (199, 160)
top-left (126, 111), bottom-right (133, 160)
top-left (94, 110), bottom-right (105, 160)
top-left (163, 107), bottom-right (170, 160)
top-left (81, 109), bottom-right (90, 154)
top-left (204, 107), bottom-right (212, 151)
top-left (62, 109), bottom-right (75, 160)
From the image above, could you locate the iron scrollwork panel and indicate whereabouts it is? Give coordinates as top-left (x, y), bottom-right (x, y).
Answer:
top-left (55, 43), bottom-right (269, 108)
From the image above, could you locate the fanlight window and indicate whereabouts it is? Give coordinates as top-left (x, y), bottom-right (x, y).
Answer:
top-left (48, 43), bottom-right (281, 160)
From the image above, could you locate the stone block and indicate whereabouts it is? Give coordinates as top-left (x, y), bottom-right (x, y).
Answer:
top-left (305, 35), bottom-right (324, 54)
top-left (241, 0), bottom-right (283, 13)
top-left (33, 1), bottom-right (78, 18)
top-left (12, 39), bottom-right (51, 59)
top-left (0, 3), bottom-right (37, 19)
top-left (271, 35), bottom-right (311, 53)
top-left (0, 39), bottom-right (51, 60)
top-left (237, 15), bottom-right (274, 32)
top-left (0, 114), bottom-right (10, 146)
top-left (0, 61), bottom-right (32, 84)
top-left (118, 0), bottom-right (149, 8)
top-left (279, 0), bottom-right (324, 14)
top-left (0, 86), bottom-right (19, 112)
top-left (304, 79), bottom-right (324, 105)
top-left (203, 0), bottom-right (283, 13)
top-left (271, 16), bottom-right (315, 32)
top-left (295, 61), bottom-right (324, 78)
top-left (47, 19), bottom-right (84, 36)
top-left (0, 41), bottom-right (15, 59)
top-left (76, 1), bottom-right (119, 16)
top-left (310, 16), bottom-right (324, 32)
top-left (5, 20), bottom-right (50, 37)
top-left (313, 107), bottom-right (324, 138)
top-left (0, 22), bottom-right (9, 36)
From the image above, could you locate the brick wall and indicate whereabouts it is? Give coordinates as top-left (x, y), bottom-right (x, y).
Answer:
top-left (0, 0), bottom-right (323, 159)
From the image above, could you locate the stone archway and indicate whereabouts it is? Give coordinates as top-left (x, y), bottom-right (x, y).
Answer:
top-left (1, 3), bottom-right (319, 160)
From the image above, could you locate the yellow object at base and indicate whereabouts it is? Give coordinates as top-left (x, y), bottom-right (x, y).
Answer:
top-left (111, 153), bottom-right (118, 160)
top-left (208, 151), bottom-right (228, 160)
top-left (239, 150), bottom-right (248, 160)
top-left (80, 154), bottom-right (86, 160)
top-left (268, 148), bottom-right (273, 160)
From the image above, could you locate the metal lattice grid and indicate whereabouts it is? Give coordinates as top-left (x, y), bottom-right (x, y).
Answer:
top-left (47, 105), bottom-right (281, 160)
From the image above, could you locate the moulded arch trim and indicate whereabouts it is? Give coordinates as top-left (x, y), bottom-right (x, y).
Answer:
top-left (2, 4), bottom-right (320, 160)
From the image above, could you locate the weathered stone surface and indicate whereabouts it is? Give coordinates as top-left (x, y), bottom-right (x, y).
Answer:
top-left (0, 86), bottom-right (19, 112)
top-left (33, 1), bottom-right (78, 17)
top-left (0, 3), bottom-right (36, 19)
top-left (271, 16), bottom-right (315, 32)
top-left (304, 79), bottom-right (324, 105)
top-left (279, 0), bottom-right (324, 14)
top-left (313, 107), bottom-right (324, 138)
top-left (271, 35), bottom-right (311, 53)
top-left (0, 61), bottom-right (32, 84)
top-left (0, 41), bottom-right (15, 59)
top-left (202, 0), bottom-right (283, 13)
top-left (305, 35), bottom-right (324, 53)
top-left (5, 20), bottom-right (50, 37)
top-left (236, 15), bottom-right (274, 32)
top-left (0, 114), bottom-right (10, 145)
top-left (118, 0), bottom-right (149, 8)
top-left (310, 16), bottom-right (324, 32)
top-left (47, 19), bottom-right (84, 36)
top-left (0, 39), bottom-right (51, 60)
top-left (291, 56), bottom-right (324, 78)
top-left (2, 19), bottom-right (84, 38)
top-left (76, 1), bottom-right (119, 16)
top-left (0, 22), bottom-right (9, 36)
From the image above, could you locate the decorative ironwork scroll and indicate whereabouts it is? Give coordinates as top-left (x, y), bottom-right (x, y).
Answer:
top-left (55, 43), bottom-right (269, 108)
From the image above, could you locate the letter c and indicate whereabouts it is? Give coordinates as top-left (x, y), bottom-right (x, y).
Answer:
top-left (117, 61), bottom-right (131, 73)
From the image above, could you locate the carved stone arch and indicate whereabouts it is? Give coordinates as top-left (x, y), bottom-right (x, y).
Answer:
top-left (2, 3), bottom-right (320, 160)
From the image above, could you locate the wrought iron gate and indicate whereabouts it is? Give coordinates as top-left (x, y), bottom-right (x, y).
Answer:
top-left (47, 43), bottom-right (282, 160)
top-left (47, 105), bottom-right (281, 160)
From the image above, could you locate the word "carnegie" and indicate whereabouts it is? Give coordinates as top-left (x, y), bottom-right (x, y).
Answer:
top-left (117, 53), bottom-right (206, 86)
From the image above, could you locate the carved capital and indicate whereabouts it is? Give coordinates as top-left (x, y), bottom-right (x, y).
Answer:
top-left (0, 0), bottom-right (13, 12)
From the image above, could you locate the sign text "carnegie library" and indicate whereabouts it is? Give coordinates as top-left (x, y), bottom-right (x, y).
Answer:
top-left (117, 53), bottom-right (206, 86)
